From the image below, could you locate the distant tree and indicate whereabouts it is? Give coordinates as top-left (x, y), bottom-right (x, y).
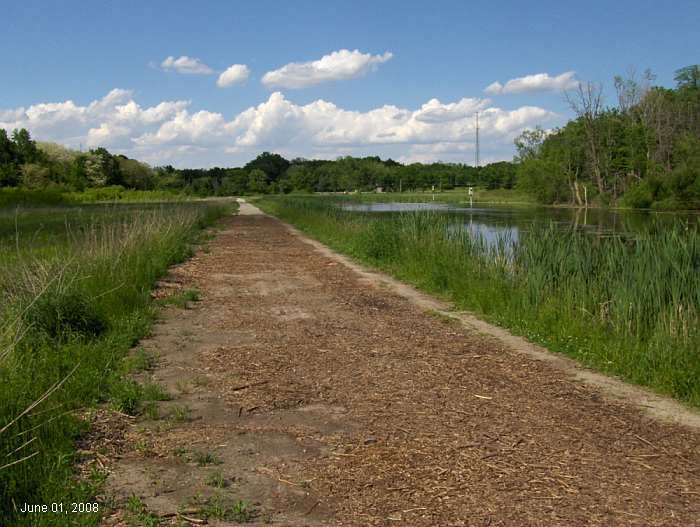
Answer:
top-left (244, 152), bottom-right (290, 183)
top-left (514, 127), bottom-right (547, 162)
top-left (0, 129), bottom-right (16, 165)
top-left (286, 164), bottom-right (316, 192)
top-left (68, 156), bottom-right (89, 190)
top-left (517, 159), bottom-right (570, 204)
top-left (116, 156), bottom-right (155, 190)
top-left (247, 168), bottom-right (269, 193)
top-left (20, 163), bottom-right (51, 188)
top-left (117, 156), bottom-right (155, 189)
top-left (11, 128), bottom-right (40, 164)
top-left (613, 68), bottom-right (655, 112)
top-left (674, 65), bottom-right (700, 89)
top-left (84, 147), bottom-right (123, 187)
top-left (37, 142), bottom-right (80, 164)
top-left (565, 81), bottom-right (606, 194)
top-left (0, 163), bottom-right (19, 187)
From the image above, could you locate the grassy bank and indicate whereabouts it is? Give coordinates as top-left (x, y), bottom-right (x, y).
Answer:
top-left (258, 196), bottom-right (700, 407)
top-left (0, 187), bottom-right (190, 208)
top-left (0, 200), bottom-right (235, 526)
top-left (350, 187), bottom-right (537, 206)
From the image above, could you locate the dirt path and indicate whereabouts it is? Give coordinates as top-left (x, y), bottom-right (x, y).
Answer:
top-left (100, 203), bottom-right (700, 526)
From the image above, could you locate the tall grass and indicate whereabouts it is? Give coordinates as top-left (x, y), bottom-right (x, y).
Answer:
top-left (0, 187), bottom-right (189, 208)
top-left (259, 196), bottom-right (700, 406)
top-left (63, 186), bottom-right (187, 203)
top-left (0, 201), bottom-right (233, 526)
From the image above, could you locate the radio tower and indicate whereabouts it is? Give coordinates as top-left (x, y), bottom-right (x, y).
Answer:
top-left (475, 111), bottom-right (480, 168)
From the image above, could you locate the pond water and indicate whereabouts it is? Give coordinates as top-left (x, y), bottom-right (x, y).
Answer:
top-left (343, 201), bottom-right (699, 246)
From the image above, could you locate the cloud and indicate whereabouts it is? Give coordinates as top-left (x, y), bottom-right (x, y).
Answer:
top-left (261, 49), bottom-right (393, 89)
top-left (485, 71), bottom-right (578, 95)
top-left (217, 64), bottom-right (250, 88)
top-left (414, 98), bottom-right (490, 123)
top-left (0, 89), bottom-right (190, 149)
top-left (1, 90), bottom-right (558, 167)
top-left (160, 55), bottom-right (214, 75)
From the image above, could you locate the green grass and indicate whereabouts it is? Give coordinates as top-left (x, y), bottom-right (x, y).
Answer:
top-left (205, 470), bottom-right (228, 488)
top-left (353, 187), bottom-right (537, 206)
top-left (0, 187), bottom-right (191, 208)
top-left (186, 494), bottom-right (256, 523)
top-left (258, 195), bottom-right (700, 407)
top-left (0, 200), bottom-right (235, 526)
top-left (0, 188), bottom-right (69, 207)
top-left (125, 495), bottom-right (162, 527)
top-left (64, 186), bottom-right (188, 203)
top-left (156, 289), bottom-right (200, 309)
top-left (193, 450), bottom-right (223, 466)
top-left (169, 405), bottom-right (192, 423)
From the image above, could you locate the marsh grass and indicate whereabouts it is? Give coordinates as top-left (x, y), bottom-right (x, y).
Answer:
top-left (259, 196), bottom-right (700, 406)
top-left (0, 200), bottom-right (233, 526)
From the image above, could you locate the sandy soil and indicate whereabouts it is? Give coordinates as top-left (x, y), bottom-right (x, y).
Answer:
top-left (98, 203), bottom-right (700, 526)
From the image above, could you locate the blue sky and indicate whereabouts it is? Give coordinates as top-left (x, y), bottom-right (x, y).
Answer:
top-left (1, 0), bottom-right (698, 167)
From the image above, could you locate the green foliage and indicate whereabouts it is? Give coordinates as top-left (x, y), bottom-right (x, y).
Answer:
top-left (620, 180), bottom-right (654, 209)
top-left (0, 128), bottom-right (521, 199)
top-left (247, 168), bottom-right (269, 194)
top-left (517, 159), bottom-right (570, 204)
top-left (244, 151), bottom-right (290, 183)
top-left (0, 201), bottom-right (232, 526)
top-left (206, 470), bottom-right (228, 488)
top-left (123, 348), bottom-right (156, 372)
top-left (193, 450), bottom-right (223, 466)
top-left (514, 126), bottom-right (547, 162)
top-left (187, 494), bottom-right (256, 523)
top-left (125, 495), bottom-right (162, 527)
top-left (156, 289), bottom-right (200, 309)
top-left (25, 290), bottom-right (107, 341)
top-left (516, 67), bottom-right (700, 208)
top-left (674, 64), bottom-right (700, 89)
top-left (0, 187), bottom-right (68, 206)
top-left (65, 186), bottom-right (185, 203)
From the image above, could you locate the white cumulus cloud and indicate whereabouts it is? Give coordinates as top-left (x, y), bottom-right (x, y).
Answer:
top-left (485, 71), bottom-right (578, 95)
top-left (261, 49), bottom-right (393, 89)
top-left (160, 55), bottom-right (214, 75)
top-left (217, 64), bottom-right (250, 88)
top-left (1, 90), bottom-right (558, 167)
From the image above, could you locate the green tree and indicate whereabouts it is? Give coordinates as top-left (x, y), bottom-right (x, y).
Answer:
top-left (20, 163), bottom-right (52, 189)
top-left (674, 65), bottom-right (700, 89)
top-left (514, 127), bottom-right (547, 162)
top-left (0, 163), bottom-right (19, 187)
top-left (11, 128), bottom-right (40, 164)
top-left (86, 148), bottom-right (123, 187)
top-left (247, 168), bottom-right (269, 193)
top-left (244, 152), bottom-right (290, 183)
top-left (117, 156), bottom-right (155, 189)
top-left (0, 129), bottom-right (16, 165)
top-left (286, 164), bottom-right (316, 192)
top-left (517, 159), bottom-right (570, 204)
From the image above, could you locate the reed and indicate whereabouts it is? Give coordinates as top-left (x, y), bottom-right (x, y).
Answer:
top-left (259, 196), bottom-right (700, 406)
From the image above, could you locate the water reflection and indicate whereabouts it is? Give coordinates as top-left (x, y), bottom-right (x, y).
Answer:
top-left (342, 201), bottom-right (699, 243)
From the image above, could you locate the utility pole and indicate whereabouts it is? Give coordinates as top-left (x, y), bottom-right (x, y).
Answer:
top-left (475, 111), bottom-right (480, 168)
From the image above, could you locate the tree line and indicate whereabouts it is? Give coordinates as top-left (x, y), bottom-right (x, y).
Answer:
top-left (0, 130), bottom-right (517, 196)
top-left (515, 65), bottom-right (700, 209)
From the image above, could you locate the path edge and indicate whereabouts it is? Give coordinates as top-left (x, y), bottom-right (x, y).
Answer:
top-left (239, 199), bottom-right (700, 431)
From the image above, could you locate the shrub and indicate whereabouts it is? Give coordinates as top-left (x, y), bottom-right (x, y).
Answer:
top-left (24, 290), bottom-right (107, 340)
